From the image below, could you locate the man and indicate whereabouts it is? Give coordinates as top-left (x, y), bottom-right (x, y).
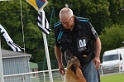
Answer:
top-left (54, 7), bottom-right (101, 82)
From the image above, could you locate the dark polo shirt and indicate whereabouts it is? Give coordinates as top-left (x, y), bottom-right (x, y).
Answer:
top-left (54, 16), bottom-right (98, 66)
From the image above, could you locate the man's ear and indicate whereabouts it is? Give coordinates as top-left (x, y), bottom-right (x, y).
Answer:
top-left (71, 16), bottom-right (75, 20)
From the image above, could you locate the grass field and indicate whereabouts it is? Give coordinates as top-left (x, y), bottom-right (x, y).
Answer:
top-left (100, 73), bottom-right (124, 82)
top-left (51, 73), bottom-right (124, 82)
top-left (31, 73), bottom-right (124, 82)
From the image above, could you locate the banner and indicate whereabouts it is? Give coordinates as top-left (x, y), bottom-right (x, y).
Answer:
top-left (26, 0), bottom-right (48, 12)
top-left (38, 9), bottom-right (51, 35)
top-left (0, 24), bottom-right (22, 52)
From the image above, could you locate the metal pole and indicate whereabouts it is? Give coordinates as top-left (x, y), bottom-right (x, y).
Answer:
top-left (101, 64), bottom-right (103, 76)
top-left (43, 72), bottom-right (46, 82)
top-left (20, 0), bottom-right (26, 53)
top-left (0, 1), bottom-right (12, 82)
top-left (0, 38), bottom-right (4, 82)
top-left (42, 32), bottom-right (53, 82)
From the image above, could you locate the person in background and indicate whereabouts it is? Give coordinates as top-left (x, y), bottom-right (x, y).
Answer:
top-left (54, 7), bottom-right (101, 82)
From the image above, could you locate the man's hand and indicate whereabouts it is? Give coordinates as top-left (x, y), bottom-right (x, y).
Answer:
top-left (93, 57), bottom-right (101, 70)
top-left (58, 63), bottom-right (65, 75)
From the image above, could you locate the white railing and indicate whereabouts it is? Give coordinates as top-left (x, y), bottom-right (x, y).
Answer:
top-left (99, 62), bottom-right (124, 76)
top-left (3, 62), bottom-right (124, 82)
top-left (4, 69), bottom-right (64, 82)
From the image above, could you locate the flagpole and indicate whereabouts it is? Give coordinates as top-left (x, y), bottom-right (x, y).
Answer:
top-left (0, 38), bottom-right (4, 82)
top-left (26, 0), bottom-right (53, 81)
top-left (42, 32), bottom-right (53, 82)
top-left (0, 1), bottom-right (13, 82)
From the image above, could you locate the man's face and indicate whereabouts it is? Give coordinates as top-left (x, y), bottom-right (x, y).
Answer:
top-left (60, 16), bottom-right (73, 29)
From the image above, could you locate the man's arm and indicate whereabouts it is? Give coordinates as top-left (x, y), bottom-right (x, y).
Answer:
top-left (94, 37), bottom-right (101, 70)
top-left (54, 46), bottom-right (63, 65)
top-left (54, 45), bottom-right (65, 75)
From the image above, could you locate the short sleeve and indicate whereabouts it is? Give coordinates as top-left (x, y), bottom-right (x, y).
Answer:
top-left (88, 22), bottom-right (99, 41)
top-left (54, 22), bottom-right (61, 47)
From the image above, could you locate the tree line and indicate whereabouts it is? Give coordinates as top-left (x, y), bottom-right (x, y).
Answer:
top-left (0, 0), bottom-right (124, 63)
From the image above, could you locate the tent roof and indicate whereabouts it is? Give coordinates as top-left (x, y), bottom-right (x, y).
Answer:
top-left (1, 49), bottom-right (31, 59)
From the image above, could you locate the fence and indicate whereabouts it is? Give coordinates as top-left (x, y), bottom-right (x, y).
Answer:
top-left (99, 62), bottom-right (124, 75)
top-left (4, 69), bottom-right (64, 82)
top-left (3, 62), bottom-right (124, 82)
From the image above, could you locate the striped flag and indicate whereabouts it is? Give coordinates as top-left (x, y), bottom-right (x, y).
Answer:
top-left (38, 9), bottom-right (51, 34)
top-left (0, 24), bottom-right (22, 52)
top-left (26, 0), bottom-right (48, 12)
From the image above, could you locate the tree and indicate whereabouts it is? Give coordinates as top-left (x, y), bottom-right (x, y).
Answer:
top-left (1, 0), bottom-right (124, 64)
top-left (100, 24), bottom-right (124, 59)
top-left (50, 0), bottom-right (113, 34)
top-left (108, 0), bottom-right (124, 24)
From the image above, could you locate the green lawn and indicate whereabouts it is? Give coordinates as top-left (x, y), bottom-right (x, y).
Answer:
top-left (101, 73), bottom-right (124, 82)
top-left (31, 73), bottom-right (124, 82)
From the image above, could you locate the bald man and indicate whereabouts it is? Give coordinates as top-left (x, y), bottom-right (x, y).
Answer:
top-left (54, 8), bottom-right (101, 82)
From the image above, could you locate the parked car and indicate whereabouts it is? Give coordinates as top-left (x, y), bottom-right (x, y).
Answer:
top-left (101, 48), bottom-right (124, 74)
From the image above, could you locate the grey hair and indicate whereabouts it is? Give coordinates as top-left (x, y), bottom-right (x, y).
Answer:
top-left (59, 8), bottom-right (74, 19)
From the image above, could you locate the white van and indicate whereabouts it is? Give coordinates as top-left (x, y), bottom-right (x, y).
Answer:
top-left (101, 48), bottom-right (124, 73)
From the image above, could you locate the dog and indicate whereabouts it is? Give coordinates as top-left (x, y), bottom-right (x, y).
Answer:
top-left (64, 50), bottom-right (86, 82)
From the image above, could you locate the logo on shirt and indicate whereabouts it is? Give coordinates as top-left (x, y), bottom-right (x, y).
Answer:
top-left (79, 39), bottom-right (86, 48)
top-left (77, 38), bottom-right (87, 52)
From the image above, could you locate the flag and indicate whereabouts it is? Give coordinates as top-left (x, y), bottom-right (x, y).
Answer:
top-left (38, 9), bottom-right (51, 34)
top-left (26, 0), bottom-right (50, 34)
top-left (26, 0), bottom-right (48, 12)
top-left (0, 24), bottom-right (22, 52)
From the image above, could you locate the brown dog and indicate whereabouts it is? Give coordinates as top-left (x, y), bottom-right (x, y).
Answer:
top-left (64, 50), bottom-right (86, 82)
